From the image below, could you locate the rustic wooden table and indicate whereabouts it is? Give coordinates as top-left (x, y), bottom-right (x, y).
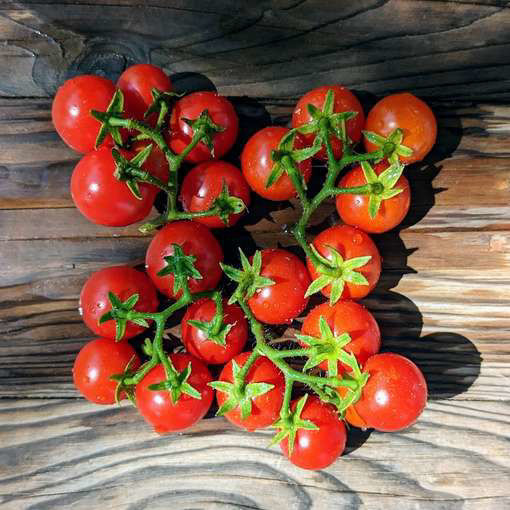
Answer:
top-left (1, 1), bottom-right (510, 509)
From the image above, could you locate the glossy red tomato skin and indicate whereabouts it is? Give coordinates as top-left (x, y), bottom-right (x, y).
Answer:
top-left (353, 353), bottom-right (428, 432)
top-left (364, 93), bottom-right (437, 164)
top-left (247, 249), bottom-right (311, 325)
top-left (73, 337), bottom-right (141, 404)
top-left (180, 161), bottom-right (251, 228)
top-left (292, 85), bottom-right (365, 160)
top-left (241, 127), bottom-right (312, 201)
top-left (117, 64), bottom-right (172, 125)
top-left (79, 266), bottom-right (159, 341)
top-left (181, 298), bottom-right (248, 364)
top-left (167, 92), bottom-right (238, 163)
top-left (336, 161), bottom-right (411, 234)
top-left (216, 352), bottom-right (285, 431)
top-left (145, 221), bottom-right (223, 298)
top-left (306, 225), bottom-right (381, 300)
top-left (52, 75), bottom-right (117, 153)
top-left (300, 300), bottom-right (381, 374)
top-left (135, 353), bottom-right (213, 434)
top-left (280, 396), bottom-right (347, 470)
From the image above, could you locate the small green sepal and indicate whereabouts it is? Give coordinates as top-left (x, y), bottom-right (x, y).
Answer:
top-left (157, 244), bottom-right (203, 295)
top-left (363, 128), bottom-right (413, 164)
top-left (148, 361), bottom-right (202, 404)
top-left (91, 89), bottom-right (125, 148)
top-left (183, 109), bottom-right (225, 158)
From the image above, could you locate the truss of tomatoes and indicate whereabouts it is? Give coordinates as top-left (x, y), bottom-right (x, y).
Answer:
top-left (55, 64), bottom-right (435, 471)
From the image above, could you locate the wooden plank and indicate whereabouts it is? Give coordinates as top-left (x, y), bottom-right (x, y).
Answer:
top-left (0, 399), bottom-right (509, 509)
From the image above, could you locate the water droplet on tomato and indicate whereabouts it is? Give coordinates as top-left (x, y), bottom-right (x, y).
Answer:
top-left (78, 306), bottom-right (83, 316)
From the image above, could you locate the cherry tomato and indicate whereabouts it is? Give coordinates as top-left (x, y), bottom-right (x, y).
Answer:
top-left (337, 385), bottom-right (369, 428)
top-left (168, 92), bottom-right (238, 163)
top-left (241, 126), bottom-right (312, 201)
top-left (292, 85), bottom-right (365, 160)
top-left (336, 161), bottom-right (410, 234)
top-left (300, 300), bottom-right (381, 374)
top-left (248, 249), bottom-right (311, 325)
top-left (117, 64), bottom-right (172, 125)
top-left (136, 353), bottom-right (213, 434)
top-left (306, 225), bottom-right (381, 300)
top-left (179, 161), bottom-right (251, 228)
top-left (79, 265), bottom-right (159, 341)
top-left (364, 93), bottom-right (437, 164)
top-left (181, 298), bottom-right (248, 364)
top-left (52, 75), bottom-right (117, 153)
top-left (145, 221), bottom-right (223, 298)
top-left (131, 140), bottom-right (169, 183)
top-left (352, 353), bottom-right (428, 432)
top-left (280, 396), bottom-right (347, 470)
top-left (216, 352), bottom-right (285, 431)
top-left (73, 337), bottom-right (140, 404)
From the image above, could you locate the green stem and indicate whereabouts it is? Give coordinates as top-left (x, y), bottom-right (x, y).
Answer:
top-left (280, 378), bottom-right (293, 419)
top-left (344, 148), bottom-right (384, 165)
top-left (281, 155), bottom-right (309, 208)
top-left (237, 349), bottom-right (261, 385)
top-left (209, 290), bottom-right (224, 336)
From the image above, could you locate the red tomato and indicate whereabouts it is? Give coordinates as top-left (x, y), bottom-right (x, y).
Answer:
top-left (117, 64), bottom-right (172, 124)
top-left (292, 85), bottom-right (365, 160)
top-left (280, 396), bottom-right (347, 470)
top-left (248, 249), bottom-right (311, 325)
top-left (181, 298), bottom-right (248, 364)
top-left (306, 225), bottom-right (381, 300)
top-left (145, 221), bottom-right (223, 298)
top-left (73, 337), bottom-right (140, 404)
top-left (241, 126), bottom-right (312, 201)
top-left (216, 352), bottom-right (285, 431)
top-left (135, 353), bottom-right (213, 434)
top-left (52, 75), bottom-right (117, 153)
top-left (168, 92), bottom-right (238, 163)
top-left (352, 353), bottom-right (428, 432)
top-left (337, 385), bottom-right (369, 428)
top-left (364, 93), bottom-right (437, 164)
top-left (336, 161), bottom-right (411, 234)
top-left (180, 161), bottom-right (251, 228)
top-left (79, 265), bottom-right (159, 341)
top-left (131, 140), bottom-right (169, 183)
top-left (300, 300), bottom-right (381, 374)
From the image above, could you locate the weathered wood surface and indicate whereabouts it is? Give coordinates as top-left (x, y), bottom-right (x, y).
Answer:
top-left (1, 0), bottom-right (510, 508)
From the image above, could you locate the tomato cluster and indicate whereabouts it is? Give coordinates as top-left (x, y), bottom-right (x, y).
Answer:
top-left (55, 64), bottom-right (435, 471)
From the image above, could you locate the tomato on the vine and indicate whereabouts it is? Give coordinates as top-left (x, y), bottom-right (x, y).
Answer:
top-left (135, 353), bottom-right (213, 434)
top-left (248, 248), bottom-right (311, 325)
top-left (73, 337), bottom-right (140, 404)
top-left (181, 298), bottom-right (248, 364)
top-left (280, 396), bottom-right (347, 470)
top-left (292, 85), bottom-right (365, 160)
top-left (179, 161), bottom-right (251, 228)
top-left (131, 140), bottom-right (169, 183)
top-left (168, 91), bottom-right (238, 163)
top-left (216, 352), bottom-right (285, 431)
top-left (364, 92), bottom-right (437, 164)
top-left (52, 75), bottom-right (117, 153)
top-left (145, 221), bottom-right (223, 298)
top-left (241, 126), bottom-right (312, 201)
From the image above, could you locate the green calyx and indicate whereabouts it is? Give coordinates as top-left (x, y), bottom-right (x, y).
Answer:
top-left (149, 360), bottom-right (202, 404)
top-left (212, 181), bottom-right (247, 225)
top-left (270, 394), bottom-right (318, 456)
top-left (305, 245), bottom-right (371, 305)
top-left (335, 360), bottom-right (370, 415)
top-left (209, 359), bottom-right (274, 419)
top-left (363, 128), bottom-right (413, 164)
top-left (221, 249), bottom-right (274, 305)
top-left (360, 160), bottom-right (405, 218)
top-left (112, 144), bottom-right (154, 199)
top-left (91, 89), bottom-right (125, 148)
top-left (157, 244), bottom-right (203, 296)
top-left (145, 88), bottom-right (183, 127)
top-left (183, 109), bottom-right (225, 158)
top-left (110, 354), bottom-right (139, 405)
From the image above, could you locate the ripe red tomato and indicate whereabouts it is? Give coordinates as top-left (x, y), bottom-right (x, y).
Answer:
top-left (300, 300), bottom-right (381, 374)
top-left (79, 265), bottom-right (159, 341)
top-left (73, 337), bottom-right (140, 404)
top-left (280, 396), bottom-right (347, 470)
top-left (52, 75), bottom-right (117, 153)
top-left (145, 221), bottom-right (223, 298)
top-left (336, 161), bottom-right (411, 234)
top-left (364, 93), bottom-right (437, 164)
top-left (352, 353), bottom-right (428, 432)
top-left (117, 64), bottom-right (172, 124)
top-left (179, 161), bottom-right (251, 228)
top-left (181, 298), bottom-right (248, 364)
top-left (168, 92), bottom-right (238, 163)
top-left (241, 126), bottom-right (312, 201)
top-left (292, 85), bottom-right (365, 160)
top-left (247, 249), bottom-right (311, 325)
top-left (306, 225), bottom-right (381, 300)
top-left (135, 353), bottom-right (213, 434)
top-left (216, 352), bottom-right (285, 431)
